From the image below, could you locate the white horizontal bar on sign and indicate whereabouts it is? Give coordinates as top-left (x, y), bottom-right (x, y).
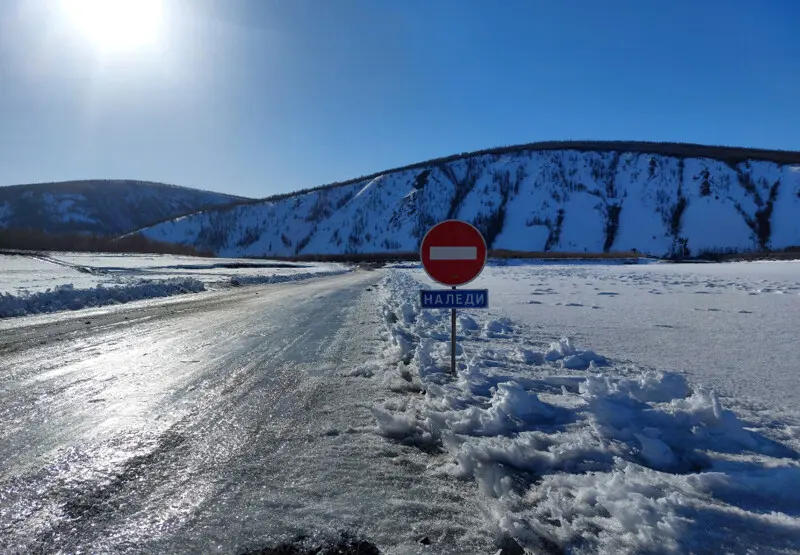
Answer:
top-left (429, 246), bottom-right (478, 260)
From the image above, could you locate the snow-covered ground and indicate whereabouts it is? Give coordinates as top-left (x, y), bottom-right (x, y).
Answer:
top-left (465, 259), bottom-right (800, 413)
top-left (0, 252), bottom-right (348, 318)
top-left (372, 261), bottom-right (800, 553)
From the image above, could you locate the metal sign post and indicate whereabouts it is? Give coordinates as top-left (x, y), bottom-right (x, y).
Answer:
top-left (451, 286), bottom-right (456, 375)
top-left (419, 220), bottom-right (489, 374)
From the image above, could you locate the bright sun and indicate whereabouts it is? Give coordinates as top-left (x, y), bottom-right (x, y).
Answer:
top-left (61, 0), bottom-right (164, 53)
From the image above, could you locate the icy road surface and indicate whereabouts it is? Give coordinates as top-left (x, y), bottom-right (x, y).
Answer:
top-left (0, 271), bottom-right (496, 554)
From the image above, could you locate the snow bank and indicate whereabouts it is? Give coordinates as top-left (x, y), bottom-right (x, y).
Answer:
top-left (0, 253), bottom-right (350, 318)
top-left (370, 268), bottom-right (800, 553)
top-left (0, 279), bottom-right (205, 318)
top-left (228, 270), bottom-right (348, 287)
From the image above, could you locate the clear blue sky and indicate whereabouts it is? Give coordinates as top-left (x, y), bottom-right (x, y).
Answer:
top-left (0, 0), bottom-right (798, 198)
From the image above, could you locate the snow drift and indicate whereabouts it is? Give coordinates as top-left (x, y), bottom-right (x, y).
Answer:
top-left (369, 269), bottom-right (800, 554)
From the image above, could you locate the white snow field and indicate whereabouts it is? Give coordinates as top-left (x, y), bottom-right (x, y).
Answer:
top-left (0, 252), bottom-right (347, 318)
top-left (372, 262), bottom-right (800, 554)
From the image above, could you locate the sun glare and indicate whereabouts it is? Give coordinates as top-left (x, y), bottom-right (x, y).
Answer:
top-left (61, 0), bottom-right (164, 53)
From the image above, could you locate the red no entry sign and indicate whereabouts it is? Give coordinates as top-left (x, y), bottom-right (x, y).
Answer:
top-left (420, 220), bottom-right (487, 286)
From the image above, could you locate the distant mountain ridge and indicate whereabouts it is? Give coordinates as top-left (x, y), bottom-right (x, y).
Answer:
top-left (135, 141), bottom-right (800, 258)
top-left (253, 140), bottom-right (800, 202)
top-left (0, 180), bottom-right (247, 236)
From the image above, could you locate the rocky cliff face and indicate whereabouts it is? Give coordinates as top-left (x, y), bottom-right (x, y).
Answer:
top-left (137, 143), bottom-right (800, 257)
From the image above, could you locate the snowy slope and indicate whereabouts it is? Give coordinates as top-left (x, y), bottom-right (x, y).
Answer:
top-left (0, 180), bottom-right (246, 236)
top-left (138, 143), bottom-right (800, 258)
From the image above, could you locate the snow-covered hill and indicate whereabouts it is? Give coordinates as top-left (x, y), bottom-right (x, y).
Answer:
top-left (138, 142), bottom-right (800, 257)
top-left (0, 180), bottom-right (246, 236)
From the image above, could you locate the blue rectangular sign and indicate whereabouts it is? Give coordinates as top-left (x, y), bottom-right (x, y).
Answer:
top-left (420, 289), bottom-right (489, 309)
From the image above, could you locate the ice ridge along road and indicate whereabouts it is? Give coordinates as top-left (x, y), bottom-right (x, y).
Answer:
top-left (0, 270), bottom-right (497, 554)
